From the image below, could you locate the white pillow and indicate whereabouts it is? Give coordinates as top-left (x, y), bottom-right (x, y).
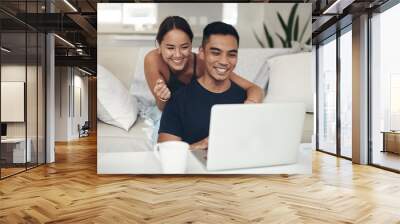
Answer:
top-left (252, 60), bottom-right (270, 94)
top-left (234, 48), bottom-right (298, 82)
top-left (263, 52), bottom-right (313, 112)
top-left (97, 65), bottom-right (138, 131)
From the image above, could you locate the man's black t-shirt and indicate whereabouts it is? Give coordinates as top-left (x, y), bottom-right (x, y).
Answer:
top-left (159, 79), bottom-right (246, 144)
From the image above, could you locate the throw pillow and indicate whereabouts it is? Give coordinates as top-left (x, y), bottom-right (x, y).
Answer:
top-left (97, 65), bottom-right (138, 131)
top-left (263, 52), bottom-right (313, 112)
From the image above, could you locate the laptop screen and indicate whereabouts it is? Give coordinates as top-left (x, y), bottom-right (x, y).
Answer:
top-left (1, 123), bottom-right (7, 137)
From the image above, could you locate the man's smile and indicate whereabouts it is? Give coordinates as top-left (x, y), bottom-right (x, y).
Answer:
top-left (214, 66), bottom-right (228, 75)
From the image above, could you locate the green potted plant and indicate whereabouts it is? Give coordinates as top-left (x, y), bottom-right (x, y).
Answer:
top-left (253, 4), bottom-right (311, 50)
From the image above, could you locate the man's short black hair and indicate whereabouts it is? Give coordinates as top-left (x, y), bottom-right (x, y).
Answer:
top-left (201, 22), bottom-right (239, 47)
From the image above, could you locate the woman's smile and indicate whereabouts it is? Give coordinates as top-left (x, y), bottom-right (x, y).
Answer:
top-left (171, 58), bottom-right (184, 65)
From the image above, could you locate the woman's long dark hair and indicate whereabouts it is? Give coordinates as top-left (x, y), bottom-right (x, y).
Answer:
top-left (156, 16), bottom-right (193, 44)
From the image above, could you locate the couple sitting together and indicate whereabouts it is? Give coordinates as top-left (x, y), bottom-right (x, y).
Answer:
top-left (144, 16), bottom-right (264, 150)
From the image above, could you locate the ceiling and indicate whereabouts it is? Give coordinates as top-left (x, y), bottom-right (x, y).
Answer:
top-left (0, 0), bottom-right (391, 75)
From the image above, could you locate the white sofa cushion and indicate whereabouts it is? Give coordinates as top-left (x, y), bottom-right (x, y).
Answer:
top-left (263, 52), bottom-right (313, 112)
top-left (97, 118), bottom-right (152, 153)
top-left (97, 64), bottom-right (138, 131)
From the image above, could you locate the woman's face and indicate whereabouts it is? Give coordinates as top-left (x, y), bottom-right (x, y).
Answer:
top-left (159, 29), bottom-right (192, 72)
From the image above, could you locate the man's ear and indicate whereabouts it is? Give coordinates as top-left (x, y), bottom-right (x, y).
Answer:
top-left (199, 46), bottom-right (205, 60)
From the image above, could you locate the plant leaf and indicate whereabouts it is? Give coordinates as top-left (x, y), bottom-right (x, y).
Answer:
top-left (277, 12), bottom-right (287, 33)
top-left (253, 30), bottom-right (266, 48)
top-left (277, 12), bottom-right (290, 48)
top-left (276, 33), bottom-right (287, 48)
top-left (263, 22), bottom-right (274, 48)
top-left (294, 15), bottom-right (299, 41)
top-left (286, 3), bottom-right (299, 47)
top-left (299, 14), bottom-right (312, 43)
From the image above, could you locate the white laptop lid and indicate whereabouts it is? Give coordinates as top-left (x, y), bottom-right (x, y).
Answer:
top-left (206, 103), bottom-right (305, 171)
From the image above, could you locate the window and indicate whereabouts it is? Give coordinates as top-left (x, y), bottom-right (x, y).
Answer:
top-left (371, 2), bottom-right (400, 171)
top-left (339, 28), bottom-right (352, 158)
top-left (390, 74), bottom-right (400, 130)
top-left (317, 36), bottom-right (337, 155)
top-left (122, 3), bottom-right (157, 31)
top-left (98, 3), bottom-right (122, 24)
top-left (222, 3), bottom-right (238, 26)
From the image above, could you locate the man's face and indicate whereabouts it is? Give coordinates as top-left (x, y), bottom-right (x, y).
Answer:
top-left (200, 34), bottom-right (238, 82)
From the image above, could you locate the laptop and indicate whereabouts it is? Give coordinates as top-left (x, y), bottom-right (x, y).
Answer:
top-left (192, 103), bottom-right (305, 171)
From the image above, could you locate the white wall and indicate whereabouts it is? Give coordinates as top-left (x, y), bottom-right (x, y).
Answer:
top-left (1, 65), bottom-right (35, 138)
top-left (72, 74), bottom-right (89, 138)
top-left (1, 66), bottom-right (26, 130)
top-left (98, 3), bottom-right (312, 48)
top-left (98, 3), bottom-right (312, 82)
top-left (1, 82), bottom-right (24, 122)
top-left (97, 42), bottom-right (140, 88)
top-left (1, 64), bottom-right (46, 163)
top-left (55, 67), bottom-right (69, 141)
top-left (55, 67), bottom-right (89, 141)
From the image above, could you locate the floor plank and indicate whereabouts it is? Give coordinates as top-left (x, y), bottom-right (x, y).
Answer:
top-left (1, 135), bottom-right (400, 223)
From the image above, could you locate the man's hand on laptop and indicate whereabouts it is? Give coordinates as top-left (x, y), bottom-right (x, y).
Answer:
top-left (189, 137), bottom-right (208, 150)
top-left (244, 97), bottom-right (260, 104)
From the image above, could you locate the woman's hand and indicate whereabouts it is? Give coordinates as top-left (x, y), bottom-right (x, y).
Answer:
top-left (229, 73), bottom-right (264, 104)
top-left (154, 79), bottom-right (171, 102)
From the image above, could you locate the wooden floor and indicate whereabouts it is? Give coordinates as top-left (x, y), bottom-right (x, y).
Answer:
top-left (1, 135), bottom-right (400, 223)
top-left (1, 167), bottom-right (26, 178)
top-left (372, 150), bottom-right (400, 171)
top-left (1, 163), bottom-right (45, 178)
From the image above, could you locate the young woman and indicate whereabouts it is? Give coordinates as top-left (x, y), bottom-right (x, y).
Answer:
top-left (144, 16), bottom-right (264, 111)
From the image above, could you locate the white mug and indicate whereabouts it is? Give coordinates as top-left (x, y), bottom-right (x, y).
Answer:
top-left (154, 141), bottom-right (189, 174)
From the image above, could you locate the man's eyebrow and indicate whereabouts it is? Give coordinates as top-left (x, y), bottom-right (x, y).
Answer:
top-left (165, 44), bottom-right (176, 47)
top-left (209, 47), bottom-right (221, 51)
top-left (229, 49), bottom-right (238, 53)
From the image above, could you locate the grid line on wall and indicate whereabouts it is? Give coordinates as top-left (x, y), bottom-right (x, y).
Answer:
top-left (0, 0), bottom-right (47, 179)
top-left (25, 1), bottom-right (28, 171)
top-left (316, 45), bottom-right (320, 151)
top-left (336, 28), bottom-right (341, 157)
top-left (367, 10), bottom-right (373, 165)
top-left (0, 23), bottom-right (2, 179)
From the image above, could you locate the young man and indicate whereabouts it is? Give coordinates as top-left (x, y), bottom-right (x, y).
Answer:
top-left (158, 22), bottom-right (248, 150)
